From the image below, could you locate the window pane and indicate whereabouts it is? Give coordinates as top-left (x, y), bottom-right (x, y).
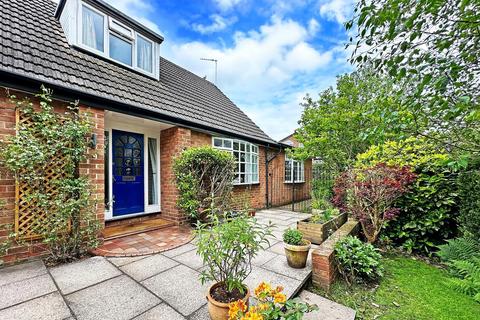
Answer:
top-left (148, 138), bottom-right (158, 205)
top-left (109, 33), bottom-right (132, 65)
top-left (223, 139), bottom-right (232, 149)
top-left (213, 138), bottom-right (222, 147)
top-left (285, 159), bottom-right (292, 182)
top-left (137, 36), bottom-right (153, 73)
top-left (82, 5), bottom-right (104, 51)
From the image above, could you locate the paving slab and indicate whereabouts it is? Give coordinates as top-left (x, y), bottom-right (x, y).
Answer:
top-left (0, 292), bottom-right (71, 320)
top-left (133, 303), bottom-right (185, 320)
top-left (188, 305), bottom-right (210, 320)
top-left (108, 255), bottom-right (150, 267)
top-left (252, 250), bottom-right (278, 267)
top-left (172, 249), bottom-right (204, 270)
top-left (299, 290), bottom-right (356, 320)
top-left (162, 243), bottom-right (197, 258)
top-left (120, 254), bottom-right (178, 281)
top-left (0, 273), bottom-right (57, 309)
top-left (50, 256), bottom-right (121, 294)
top-left (0, 259), bottom-right (47, 286)
top-left (66, 275), bottom-right (160, 320)
top-left (264, 254), bottom-right (312, 281)
top-left (268, 241), bottom-right (286, 256)
top-left (142, 264), bottom-right (209, 316)
top-left (244, 266), bottom-right (301, 298)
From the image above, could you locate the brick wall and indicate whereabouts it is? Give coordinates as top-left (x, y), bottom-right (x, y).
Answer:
top-left (311, 219), bottom-right (360, 290)
top-left (0, 89), bottom-right (105, 264)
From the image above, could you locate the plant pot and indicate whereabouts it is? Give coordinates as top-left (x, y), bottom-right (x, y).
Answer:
top-left (297, 212), bottom-right (348, 244)
top-left (206, 282), bottom-right (250, 320)
top-left (248, 209), bottom-right (256, 217)
top-left (284, 240), bottom-right (311, 269)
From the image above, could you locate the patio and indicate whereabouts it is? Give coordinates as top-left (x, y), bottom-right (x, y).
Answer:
top-left (0, 209), bottom-right (355, 320)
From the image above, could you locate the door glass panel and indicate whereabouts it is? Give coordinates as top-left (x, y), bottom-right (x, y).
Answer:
top-left (124, 149), bottom-right (132, 157)
top-left (148, 138), bottom-right (158, 205)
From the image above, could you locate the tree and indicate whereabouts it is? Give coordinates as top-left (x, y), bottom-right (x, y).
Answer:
top-left (293, 69), bottom-right (411, 171)
top-left (348, 0), bottom-right (480, 154)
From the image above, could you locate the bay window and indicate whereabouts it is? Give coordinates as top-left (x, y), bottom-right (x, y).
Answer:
top-left (285, 156), bottom-right (304, 183)
top-left (213, 137), bottom-right (259, 185)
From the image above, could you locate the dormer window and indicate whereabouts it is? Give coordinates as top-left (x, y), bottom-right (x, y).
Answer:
top-left (57, 0), bottom-right (162, 79)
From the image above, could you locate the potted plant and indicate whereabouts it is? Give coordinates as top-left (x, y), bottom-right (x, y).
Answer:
top-left (196, 214), bottom-right (273, 320)
top-left (229, 281), bottom-right (318, 319)
top-left (283, 228), bottom-right (311, 269)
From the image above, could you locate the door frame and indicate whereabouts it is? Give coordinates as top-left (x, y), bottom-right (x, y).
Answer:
top-left (105, 118), bottom-right (161, 221)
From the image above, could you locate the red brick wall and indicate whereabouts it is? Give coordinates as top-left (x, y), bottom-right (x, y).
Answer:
top-left (0, 89), bottom-right (104, 264)
top-left (160, 126), bottom-right (191, 224)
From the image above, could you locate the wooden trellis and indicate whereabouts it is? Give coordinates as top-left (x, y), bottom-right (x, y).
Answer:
top-left (14, 109), bottom-right (69, 240)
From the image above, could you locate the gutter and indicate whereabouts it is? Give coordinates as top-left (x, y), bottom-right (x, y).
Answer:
top-left (0, 69), bottom-right (280, 148)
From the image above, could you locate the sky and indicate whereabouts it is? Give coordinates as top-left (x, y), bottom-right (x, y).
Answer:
top-left (103, 0), bottom-right (355, 140)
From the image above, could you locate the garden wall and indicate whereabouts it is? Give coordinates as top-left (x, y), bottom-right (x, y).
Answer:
top-left (312, 219), bottom-right (360, 290)
top-left (0, 88), bottom-right (105, 264)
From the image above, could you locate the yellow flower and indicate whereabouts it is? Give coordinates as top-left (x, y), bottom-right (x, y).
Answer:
top-left (254, 282), bottom-right (272, 297)
top-left (273, 292), bottom-right (287, 304)
top-left (241, 311), bottom-right (264, 320)
top-left (257, 303), bottom-right (270, 311)
top-left (229, 299), bottom-right (248, 319)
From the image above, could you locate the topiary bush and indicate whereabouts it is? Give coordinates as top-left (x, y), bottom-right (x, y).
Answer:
top-left (173, 146), bottom-right (236, 223)
top-left (457, 169), bottom-right (480, 241)
top-left (334, 236), bottom-right (383, 285)
top-left (355, 137), bottom-right (458, 254)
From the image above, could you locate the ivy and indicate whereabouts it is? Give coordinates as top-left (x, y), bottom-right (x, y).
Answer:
top-left (0, 86), bottom-right (100, 263)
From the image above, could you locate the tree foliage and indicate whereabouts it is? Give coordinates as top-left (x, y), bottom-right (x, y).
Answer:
top-left (348, 0), bottom-right (480, 153)
top-left (293, 69), bottom-right (410, 171)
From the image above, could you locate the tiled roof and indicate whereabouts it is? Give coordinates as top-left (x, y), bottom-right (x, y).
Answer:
top-left (0, 0), bottom-right (277, 144)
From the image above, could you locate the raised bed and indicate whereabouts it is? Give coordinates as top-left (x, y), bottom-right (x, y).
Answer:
top-left (297, 211), bottom-right (348, 245)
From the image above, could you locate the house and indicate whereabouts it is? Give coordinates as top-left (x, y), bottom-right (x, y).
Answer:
top-left (0, 0), bottom-right (311, 263)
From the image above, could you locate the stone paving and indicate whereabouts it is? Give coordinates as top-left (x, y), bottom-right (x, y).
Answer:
top-left (0, 209), bottom-right (355, 320)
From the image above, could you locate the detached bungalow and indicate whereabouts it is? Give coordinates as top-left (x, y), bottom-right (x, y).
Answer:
top-left (0, 0), bottom-right (312, 263)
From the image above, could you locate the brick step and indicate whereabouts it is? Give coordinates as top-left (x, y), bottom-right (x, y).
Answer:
top-left (102, 218), bottom-right (176, 240)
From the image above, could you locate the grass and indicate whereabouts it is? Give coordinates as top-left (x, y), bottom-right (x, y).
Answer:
top-left (309, 255), bottom-right (480, 320)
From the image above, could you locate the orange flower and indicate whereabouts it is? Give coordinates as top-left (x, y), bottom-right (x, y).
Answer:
top-left (273, 292), bottom-right (287, 304)
top-left (228, 303), bottom-right (240, 320)
top-left (254, 282), bottom-right (272, 297)
top-left (273, 285), bottom-right (284, 293)
top-left (242, 311), bottom-right (264, 320)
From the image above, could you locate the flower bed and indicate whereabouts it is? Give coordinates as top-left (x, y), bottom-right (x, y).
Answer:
top-left (297, 211), bottom-right (348, 244)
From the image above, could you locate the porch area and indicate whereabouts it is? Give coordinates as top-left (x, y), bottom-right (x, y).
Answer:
top-left (0, 209), bottom-right (355, 320)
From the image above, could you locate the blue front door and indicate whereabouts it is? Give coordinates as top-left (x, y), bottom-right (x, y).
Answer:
top-left (112, 130), bottom-right (145, 216)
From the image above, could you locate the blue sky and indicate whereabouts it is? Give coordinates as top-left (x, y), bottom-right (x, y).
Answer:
top-left (104, 0), bottom-right (355, 140)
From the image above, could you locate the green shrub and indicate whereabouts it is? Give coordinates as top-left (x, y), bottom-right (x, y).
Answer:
top-left (283, 228), bottom-right (304, 246)
top-left (334, 236), bottom-right (383, 285)
top-left (457, 169), bottom-right (480, 241)
top-left (437, 238), bottom-right (480, 264)
top-left (195, 215), bottom-right (273, 296)
top-left (173, 146), bottom-right (236, 223)
top-left (356, 137), bottom-right (458, 254)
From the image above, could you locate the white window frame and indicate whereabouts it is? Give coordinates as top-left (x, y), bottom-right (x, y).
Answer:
top-left (212, 137), bottom-right (259, 185)
top-left (285, 155), bottom-right (305, 183)
top-left (77, 1), bottom-right (156, 77)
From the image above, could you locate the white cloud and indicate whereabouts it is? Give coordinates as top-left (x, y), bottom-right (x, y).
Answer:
top-left (318, 0), bottom-right (355, 24)
top-left (308, 18), bottom-right (320, 35)
top-left (213, 0), bottom-right (246, 11)
top-left (162, 17), bottom-right (348, 139)
top-left (192, 14), bottom-right (238, 34)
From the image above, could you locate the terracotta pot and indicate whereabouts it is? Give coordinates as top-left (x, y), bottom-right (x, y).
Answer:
top-left (206, 282), bottom-right (250, 320)
top-left (248, 209), bottom-right (256, 217)
top-left (284, 240), bottom-right (311, 269)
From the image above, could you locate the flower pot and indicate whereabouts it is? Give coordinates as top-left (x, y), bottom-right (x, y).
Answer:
top-left (206, 282), bottom-right (250, 320)
top-left (248, 209), bottom-right (256, 217)
top-left (284, 240), bottom-right (311, 269)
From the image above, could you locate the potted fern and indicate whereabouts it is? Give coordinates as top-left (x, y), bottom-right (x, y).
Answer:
top-left (196, 214), bottom-right (273, 320)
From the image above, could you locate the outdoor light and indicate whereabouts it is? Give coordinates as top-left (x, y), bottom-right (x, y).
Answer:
top-left (89, 133), bottom-right (97, 149)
